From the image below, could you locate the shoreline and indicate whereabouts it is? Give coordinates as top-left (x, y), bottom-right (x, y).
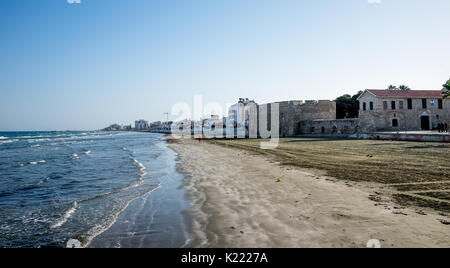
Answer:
top-left (89, 134), bottom-right (190, 248)
top-left (169, 137), bottom-right (450, 248)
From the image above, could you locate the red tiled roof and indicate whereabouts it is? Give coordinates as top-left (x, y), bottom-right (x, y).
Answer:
top-left (365, 89), bottom-right (444, 98)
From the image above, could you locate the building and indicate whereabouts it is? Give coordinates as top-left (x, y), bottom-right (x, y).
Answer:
top-left (262, 100), bottom-right (337, 137)
top-left (224, 98), bottom-right (339, 137)
top-left (228, 98), bottom-right (257, 128)
top-left (103, 124), bottom-right (123, 131)
top-left (201, 115), bottom-right (225, 136)
top-left (357, 89), bottom-right (449, 132)
top-left (135, 120), bottom-right (149, 131)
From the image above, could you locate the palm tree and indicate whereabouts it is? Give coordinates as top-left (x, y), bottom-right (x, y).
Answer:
top-left (443, 79), bottom-right (450, 99)
top-left (398, 85), bottom-right (411, 91)
top-left (387, 85), bottom-right (397, 90)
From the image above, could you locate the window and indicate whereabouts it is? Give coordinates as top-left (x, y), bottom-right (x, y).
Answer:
top-left (383, 101), bottom-right (388, 110)
top-left (407, 99), bottom-right (413, 109)
top-left (392, 119), bottom-right (399, 127)
top-left (439, 99), bottom-right (443, 109)
top-left (422, 99), bottom-right (427, 109)
top-left (370, 102), bottom-right (374, 110)
top-left (399, 101), bottom-right (404, 110)
top-left (363, 102), bottom-right (367, 111)
top-left (391, 101), bottom-right (396, 110)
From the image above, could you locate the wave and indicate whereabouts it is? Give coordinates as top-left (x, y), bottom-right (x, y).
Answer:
top-left (69, 186), bottom-right (159, 248)
top-left (0, 136), bottom-right (7, 140)
top-left (83, 150), bottom-right (91, 155)
top-left (18, 177), bottom-right (49, 191)
top-left (50, 201), bottom-right (78, 229)
top-left (133, 158), bottom-right (146, 173)
top-left (0, 139), bottom-right (19, 144)
top-left (36, 177), bottom-right (49, 186)
top-left (81, 177), bottom-right (145, 203)
top-left (28, 160), bottom-right (46, 165)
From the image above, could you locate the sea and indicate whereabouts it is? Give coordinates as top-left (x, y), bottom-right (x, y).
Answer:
top-left (0, 131), bottom-right (190, 248)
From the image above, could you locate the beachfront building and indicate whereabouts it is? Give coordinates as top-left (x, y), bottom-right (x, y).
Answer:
top-left (122, 125), bottom-right (132, 131)
top-left (103, 124), bottom-right (123, 131)
top-left (135, 120), bottom-right (150, 131)
top-left (227, 98), bottom-right (258, 137)
top-left (262, 100), bottom-right (337, 137)
top-left (357, 89), bottom-right (450, 132)
top-left (201, 115), bottom-right (225, 137)
top-left (228, 98), bottom-right (257, 128)
top-left (160, 121), bottom-right (173, 133)
top-left (226, 98), bottom-right (341, 137)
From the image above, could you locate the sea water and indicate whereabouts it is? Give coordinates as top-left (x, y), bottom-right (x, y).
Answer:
top-left (0, 131), bottom-right (189, 248)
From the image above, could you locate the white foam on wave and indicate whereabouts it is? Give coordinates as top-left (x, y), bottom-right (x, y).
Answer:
top-left (0, 139), bottom-right (19, 144)
top-left (71, 153), bottom-right (79, 159)
top-left (72, 186), bottom-right (159, 248)
top-left (83, 150), bottom-right (91, 155)
top-left (133, 158), bottom-right (146, 170)
top-left (50, 201), bottom-right (77, 229)
top-left (132, 158), bottom-right (147, 178)
top-left (36, 177), bottom-right (49, 186)
top-left (0, 136), bottom-right (7, 140)
top-left (28, 160), bottom-right (46, 165)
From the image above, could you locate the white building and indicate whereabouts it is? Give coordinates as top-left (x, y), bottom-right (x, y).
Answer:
top-left (228, 98), bottom-right (257, 128)
top-left (135, 120), bottom-right (149, 131)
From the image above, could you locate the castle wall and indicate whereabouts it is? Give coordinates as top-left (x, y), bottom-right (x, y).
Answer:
top-left (260, 100), bottom-right (337, 137)
top-left (298, 119), bottom-right (360, 135)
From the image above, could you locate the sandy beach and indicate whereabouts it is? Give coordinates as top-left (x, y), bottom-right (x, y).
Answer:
top-left (169, 138), bottom-right (450, 248)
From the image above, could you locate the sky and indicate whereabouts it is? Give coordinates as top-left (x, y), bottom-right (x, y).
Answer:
top-left (1, 0), bottom-right (450, 131)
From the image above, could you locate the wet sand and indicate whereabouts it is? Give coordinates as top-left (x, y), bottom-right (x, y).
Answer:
top-left (170, 138), bottom-right (450, 248)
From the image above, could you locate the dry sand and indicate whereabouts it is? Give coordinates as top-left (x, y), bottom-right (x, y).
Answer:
top-left (169, 138), bottom-right (450, 248)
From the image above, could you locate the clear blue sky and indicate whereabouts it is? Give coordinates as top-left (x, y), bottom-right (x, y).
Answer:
top-left (1, 0), bottom-right (450, 131)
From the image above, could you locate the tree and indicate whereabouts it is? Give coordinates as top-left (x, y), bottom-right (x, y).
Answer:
top-left (387, 85), bottom-right (410, 90)
top-left (398, 85), bottom-right (411, 91)
top-left (443, 79), bottom-right (450, 99)
top-left (335, 91), bottom-right (363, 119)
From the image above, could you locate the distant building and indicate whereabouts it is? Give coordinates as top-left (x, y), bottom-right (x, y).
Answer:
top-left (358, 89), bottom-right (449, 132)
top-left (135, 120), bottom-right (149, 131)
top-left (228, 98), bottom-right (258, 128)
top-left (149, 121), bottom-right (162, 130)
top-left (103, 124), bottom-right (123, 131)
